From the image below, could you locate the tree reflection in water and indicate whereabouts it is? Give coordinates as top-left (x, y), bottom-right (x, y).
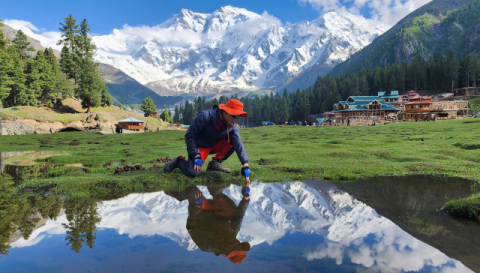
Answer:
top-left (62, 198), bottom-right (101, 253)
top-left (0, 180), bottom-right (63, 258)
top-left (165, 185), bottom-right (251, 264)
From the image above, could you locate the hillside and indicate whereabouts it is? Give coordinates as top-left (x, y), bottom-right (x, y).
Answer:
top-left (0, 24), bottom-right (61, 59)
top-left (100, 64), bottom-right (183, 108)
top-left (0, 98), bottom-right (168, 134)
top-left (329, 0), bottom-right (475, 76)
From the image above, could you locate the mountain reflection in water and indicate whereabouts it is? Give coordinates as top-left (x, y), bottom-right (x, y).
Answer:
top-left (0, 178), bottom-right (477, 273)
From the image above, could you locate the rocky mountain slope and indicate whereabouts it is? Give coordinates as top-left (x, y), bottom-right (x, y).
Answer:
top-left (94, 6), bottom-right (387, 96)
top-left (0, 24), bottom-right (61, 59)
top-left (329, 0), bottom-right (476, 76)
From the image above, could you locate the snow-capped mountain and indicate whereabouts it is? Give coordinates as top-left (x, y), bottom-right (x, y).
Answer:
top-left (10, 182), bottom-right (471, 272)
top-left (93, 6), bottom-right (387, 96)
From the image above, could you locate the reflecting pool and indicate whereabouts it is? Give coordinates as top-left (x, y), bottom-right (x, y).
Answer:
top-left (0, 177), bottom-right (478, 272)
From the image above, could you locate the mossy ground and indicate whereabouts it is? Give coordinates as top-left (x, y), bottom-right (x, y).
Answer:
top-left (1, 118), bottom-right (480, 219)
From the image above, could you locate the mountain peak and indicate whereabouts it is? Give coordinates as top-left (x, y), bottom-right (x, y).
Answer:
top-left (94, 6), bottom-right (386, 94)
top-left (179, 9), bottom-right (195, 17)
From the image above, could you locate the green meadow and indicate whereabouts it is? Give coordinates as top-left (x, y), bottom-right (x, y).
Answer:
top-left (1, 118), bottom-right (479, 220)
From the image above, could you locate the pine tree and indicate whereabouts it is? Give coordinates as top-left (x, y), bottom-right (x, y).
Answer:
top-left (447, 50), bottom-right (459, 92)
top-left (78, 58), bottom-right (102, 112)
top-left (160, 108), bottom-right (173, 123)
top-left (5, 47), bottom-right (29, 106)
top-left (173, 105), bottom-right (179, 123)
top-left (57, 15), bottom-right (79, 89)
top-left (372, 67), bottom-right (382, 93)
top-left (32, 50), bottom-right (56, 105)
top-left (23, 58), bottom-right (41, 106)
top-left (472, 54), bottom-right (479, 92)
top-left (59, 45), bottom-right (76, 89)
top-left (100, 85), bottom-right (112, 106)
top-left (0, 27), bottom-right (13, 106)
top-left (12, 30), bottom-right (35, 61)
top-left (358, 74), bottom-right (368, 96)
top-left (76, 19), bottom-right (104, 112)
top-left (141, 97), bottom-right (156, 116)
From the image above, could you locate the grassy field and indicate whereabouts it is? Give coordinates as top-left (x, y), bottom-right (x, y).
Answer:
top-left (1, 118), bottom-right (480, 219)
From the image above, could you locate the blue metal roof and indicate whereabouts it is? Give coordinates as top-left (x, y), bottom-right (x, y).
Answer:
top-left (378, 91), bottom-right (399, 97)
top-left (336, 105), bottom-right (400, 112)
top-left (316, 118), bottom-right (330, 123)
top-left (348, 96), bottom-right (382, 101)
top-left (118, 117), bottom-right (145, 123)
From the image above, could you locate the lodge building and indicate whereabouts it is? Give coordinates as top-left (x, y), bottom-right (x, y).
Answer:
top-left (330, 91), bottom-right (401, 125)
top-left (329, 90), bottom-right (469, 125)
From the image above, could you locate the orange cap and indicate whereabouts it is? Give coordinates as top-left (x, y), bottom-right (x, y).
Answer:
top-left (219, 99), bottom-right (248, 117)
top-left (226, 250), bottom-right (247, 264)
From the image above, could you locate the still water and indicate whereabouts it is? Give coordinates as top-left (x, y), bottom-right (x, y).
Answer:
top-left (0, 176), bottom-right (478, 273)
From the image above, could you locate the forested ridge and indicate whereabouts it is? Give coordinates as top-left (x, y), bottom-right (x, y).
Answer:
top-left (330, 0), bottom-right (479, 76)
top-left (0, 15), bottom-right (112, 112)
top-left (175, 50), bottom-right (480, 127)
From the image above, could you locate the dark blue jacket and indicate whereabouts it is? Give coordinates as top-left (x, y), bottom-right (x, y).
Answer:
top-left (185, 105), bottom-right (249, 164)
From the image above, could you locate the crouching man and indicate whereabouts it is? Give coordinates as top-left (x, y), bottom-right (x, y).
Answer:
top-left (164, 99), bottom-right (250, 182)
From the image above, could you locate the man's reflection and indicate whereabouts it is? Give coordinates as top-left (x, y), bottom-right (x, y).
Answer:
top-left (166, 183), bottom-right (251, 264)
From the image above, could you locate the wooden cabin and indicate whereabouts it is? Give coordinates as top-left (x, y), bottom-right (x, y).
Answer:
top-left (431, 100), bottom-right (469, 119)
top-left (399, 91), bottom-right (432, 121)
top-left (454, 87), bottom-right (478, 96)
top-left (117, 117), bottom-right (145, 131)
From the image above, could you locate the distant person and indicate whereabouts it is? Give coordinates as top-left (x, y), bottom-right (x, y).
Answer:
top-left (164, 99), bottom-right (250, 183)
top-left (347, 119), bottom-right (350, 126)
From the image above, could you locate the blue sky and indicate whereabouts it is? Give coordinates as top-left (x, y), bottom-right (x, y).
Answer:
top-left (2, 0), bottom-right (319, 35)
top-left (2, 0), bottom-right (431, 35)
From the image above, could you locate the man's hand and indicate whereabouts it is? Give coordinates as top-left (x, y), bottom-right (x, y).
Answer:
top-left (241, 163), bottom-right (250, 183)
top-left (195, 191), bottom-right (204, 205)
top-left (194, 158), bottom-right (203, 172)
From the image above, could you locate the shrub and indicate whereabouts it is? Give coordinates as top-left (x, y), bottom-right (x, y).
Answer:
top-left (95, 114), bottom-right (100, 121)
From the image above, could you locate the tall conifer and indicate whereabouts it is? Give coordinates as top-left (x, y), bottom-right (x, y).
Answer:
top-left (12, 30), bottom-right (34, 61)
top-left (447, 50), bottom-right (459, 92)
top-left (57, 14), bottom-right (79, 88)
top-left (0, 25), bottom-right (13, 106)
top-left (5, 47), bottom-right (29, 106)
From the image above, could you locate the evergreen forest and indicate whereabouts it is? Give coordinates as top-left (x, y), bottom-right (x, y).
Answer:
top-left (175, 50), bottom-right (480, 127)
top-left (0, 15), bottom-right (111, 112)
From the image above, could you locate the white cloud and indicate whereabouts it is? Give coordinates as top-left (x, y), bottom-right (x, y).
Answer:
top-left (93, 11), bottom-right (283, 54)
top-left (4, 19), bottom-right (62, 50)
top-left (3, 19), bottom-right (39, 31)
top-left (297, 23), bottom-right (326, 37)
top-left (371, 0), bottom-right (433, 27)
top-left (224, 11), bottom-right (282, 36)
top-left (298, 0), bottom-right (433, 28)
top-left (305, 222), bottom-right (473, 273)
top-left (299, 0), bottom-right (341, 11)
